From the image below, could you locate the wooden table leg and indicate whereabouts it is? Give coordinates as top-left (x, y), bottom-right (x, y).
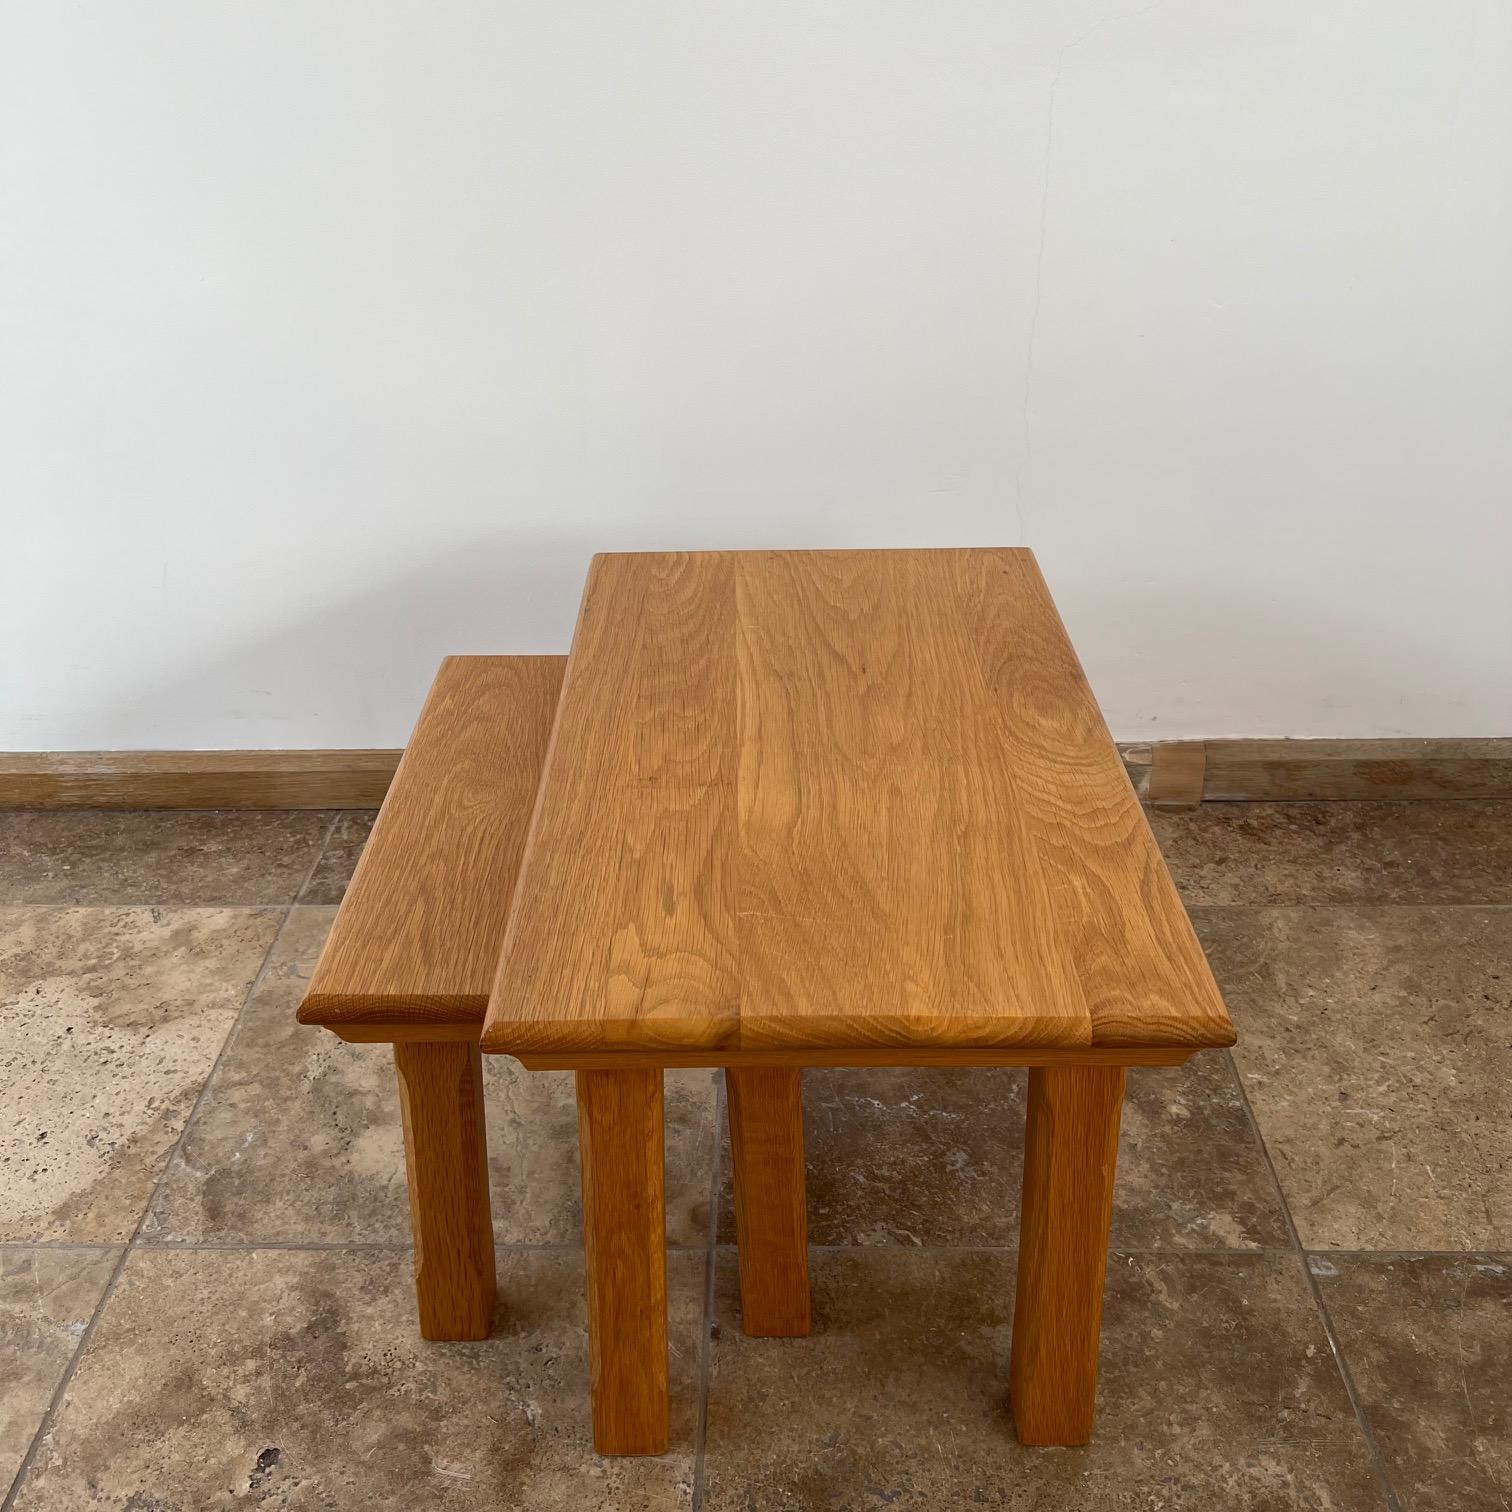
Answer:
top-left (727, 1067), bottom-right (811, 1337)
top-left (577, 1068), bottom-right (669, 1455)
top-left (1009, 1065), bottom-right (1126, 1446)
top-left (393, 1040), bottom-right (496, 1341)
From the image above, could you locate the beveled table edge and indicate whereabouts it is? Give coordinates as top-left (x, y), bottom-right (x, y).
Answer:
top-left (323, 1020), bottom-right (1199, 1069)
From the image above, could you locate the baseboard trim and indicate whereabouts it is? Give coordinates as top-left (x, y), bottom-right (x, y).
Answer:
top-left (1121, 738), bottom-right (1512, 803)
top-left (1143, 740), bottom-right (1207, 809)
top-left (3, 738), bottom-right (1509, 811)
top-left (0, 750), bottom-right (403, 810)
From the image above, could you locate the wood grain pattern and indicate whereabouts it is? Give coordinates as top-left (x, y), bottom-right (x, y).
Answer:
top-left (1199, 737), bottom-right (1512, 801)
top-left (483, 550), bottom-right (1232, 1056)
top-left (1009, 1065), bottom-right (1125, 1446)
top-left (0, 748), bottom-right (401, 809)
top-left (9, 736), bottom-right (1508, 811)
top-left (726, 1068), bottom-right (811, 1337)
top-left (577, 1069), bottom-right (669, 1455)
top-left (1147, 739), bottom-right (1206, 808)
top-left (299, 655), bottom-right (564, 1027)
top-left (393, 1041), bottom-right (496, 1340)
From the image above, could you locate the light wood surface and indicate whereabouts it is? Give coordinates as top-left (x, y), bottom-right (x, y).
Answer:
top-left (299, 655), bottom-right (565, 1027)
top-left (0, 741), bottom-right (1151, 808)
top-left (10, 736), bottom-right (1510, 811)
top-left (577, 1069), bottom-right (669, 1455)
top-left (1009, 1065), bottom-right (1125, 1445)
top-left (1147, 739), bottom-right (1206, 809)
top-left (483, 549), bottom-right (1232, 1057)
top-left (0, 748), bottom-right (401, 809)
top-left (726, 1068), bottom-right (811, 1337)
top-left (393, 1041), bottom-right (497, 1340)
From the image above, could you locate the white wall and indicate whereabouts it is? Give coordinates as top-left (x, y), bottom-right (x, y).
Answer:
top-left (3, 0), bottom-right (1510, 750)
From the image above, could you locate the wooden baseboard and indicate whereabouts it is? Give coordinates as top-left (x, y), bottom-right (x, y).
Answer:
top-left (0, 750), bottom-right (402, 810)
top-left (1121, 738), bottom-right (1512, 803)
top-left (1143, 740), bottom-right (1207, 809)
top-left (3, 738), bottom-right (1509, 811)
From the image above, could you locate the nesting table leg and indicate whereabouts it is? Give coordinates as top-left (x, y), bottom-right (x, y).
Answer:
top-left (1009, 1064), bottom-right (1126, 1446)
top-left (727, 1067), bottom-right (811, 1337)
top-left (576, 1068), bottom-right (669, 1455)
top-left (393, 1040), bottom-right (497, 1341)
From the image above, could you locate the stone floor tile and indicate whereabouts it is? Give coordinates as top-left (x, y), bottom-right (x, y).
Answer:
top-left (145, 909), bottom-right (718, 1246)
top-left (0, 1247), bottom-right (119, 1496)
top-left (1199, 906), bottom-right (1512, 1250)
top-left (0, 907), bottom-right (282, 1242)
top-left (1312, 1253), bottom-right (1512, 1512)
top-left (718, 1053), bottom-right (1288, 1251)
top-left (0, 811), bottom-right (332, 906)
top-left (703, 1248), bottom-right (1385, 1511)
top-left (1148, 800), bottom-right (1512, 906)
top-left (295, 811), bottom-right (376, 904)
top-left (11, 1246), bottom-right (701, 1511)
top-left (1114, 1051), bottom-right (1291, 1250)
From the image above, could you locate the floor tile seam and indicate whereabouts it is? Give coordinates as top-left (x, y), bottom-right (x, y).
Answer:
top-left (4, 808), bottom-right (342, 916)
top-left (129, 816), bottom-right (337, 1240)
top-left (1225, 1050), bottom-right (1404, 1512)
top-left (0, 1235), bottom-right (134, 1512)
top-left (4, 1240), bottom-right (1379, 1258)
top-left (1183, 900), bottom-right (1512, 911)
top-left (1303, 1249), bottom-right (1512, 1262)
top-left (291, 812), bottom-right (348, 906)
top-left (131, 900), bottom-right (308, 1242)
top-left (0, 900), bottom-right (300, 910)
top-left (0, 893), bottom-right (300, 1512)
top-left (125, 1239), bottom-right (712, 1253)
top-left (710, 1243), bottom-right (1301, 1257)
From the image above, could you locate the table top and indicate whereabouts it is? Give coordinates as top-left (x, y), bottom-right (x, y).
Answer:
top-left (480, 548), bottom-right (1232, 1059)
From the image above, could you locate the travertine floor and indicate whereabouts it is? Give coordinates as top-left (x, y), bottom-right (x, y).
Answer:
top-left (1, 802), bottom-right (1507, 1511)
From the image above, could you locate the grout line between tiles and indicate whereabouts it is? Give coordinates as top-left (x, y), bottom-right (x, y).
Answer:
top-left (718, 1243), bottom-right (1303, 1257)
top-left (5, 805), bottom-right (1497, 1506)
top-left (1, 1238), bottom-right (1345, 1257)
top-left (1183, 900), bottom-right (1512, 911)
top-left (283, 808), bottom-right (342, 916)
top-left (120, 1239), bottom-right (710, 1253)
top-left (0, 901), bottom-right (300, 911)
top-left (690, 1071), bottom-right (725, 1512)
top-left (1225, 1049), bottom-right (1405, 1512)
top-left (1304, 1249), bottom-right (1512, 1262)
top-left (11, 1234), bottom-right (1499, 1259)
top-left (291, 811), bottom-right (349, 906)
top-left (135, 1239), bottom-right (414, 1253)
top-left (0, 881), bottom-right (304, 1512)
top-left (1178, 796), bottom-right (1512, 805)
